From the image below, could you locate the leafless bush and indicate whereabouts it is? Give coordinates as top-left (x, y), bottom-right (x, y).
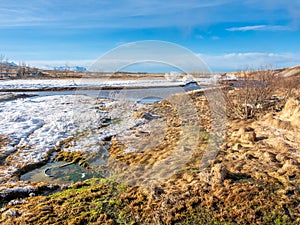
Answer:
top-left (224, 67), bottom-right (278, 119)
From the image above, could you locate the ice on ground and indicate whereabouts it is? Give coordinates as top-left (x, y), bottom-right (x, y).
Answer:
top-left (0, 79), bottom-right (187, 90)
top-left (61, 100), bottom-right (146, 153)
top-left (0, 94), bottom-right (146, 182)
top-left (0, 79), bottom-right (80, 90)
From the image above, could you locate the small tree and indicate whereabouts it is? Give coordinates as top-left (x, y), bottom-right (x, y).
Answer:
top-left (225, 67), bottom-right (277, 119)
top-left (4, 58), bottom-right (10, 73)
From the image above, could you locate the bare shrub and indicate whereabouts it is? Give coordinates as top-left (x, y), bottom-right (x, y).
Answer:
top-left (224, 67), bottom-right (278, 119)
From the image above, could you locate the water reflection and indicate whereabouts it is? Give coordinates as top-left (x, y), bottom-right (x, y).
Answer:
top-left (20, 161), bottom-right (101, 184)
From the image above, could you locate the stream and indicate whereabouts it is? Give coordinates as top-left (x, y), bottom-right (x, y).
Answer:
top-left (23, 82), bottom-right (202, 103)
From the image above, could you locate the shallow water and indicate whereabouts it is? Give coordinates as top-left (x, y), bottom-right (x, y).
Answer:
top-left (25, 85), bottom-right (202, 103)
top-left (20, 161), bottom-right (101, 185)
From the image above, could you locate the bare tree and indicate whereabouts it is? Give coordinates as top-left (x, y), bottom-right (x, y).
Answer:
top-left (65, 62), bottom-right (70, 77)
top-left (17, 61), bottom-right (27, 77)
top-left (4, 58), bottom-right (10, 73)
top-left (0, 54), bottom-right (4, 77)
top-left (225, 67), bottom-right (277, 119)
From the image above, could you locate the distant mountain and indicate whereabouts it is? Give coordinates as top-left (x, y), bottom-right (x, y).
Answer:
top-left (1, 61), bottom-right (17, 67)
top-left (73, 66), bottom-right (87, 72)
top-left (1, 61), bottom-right (88, 73)
top-left (53, 66), bottom-right (87, 72)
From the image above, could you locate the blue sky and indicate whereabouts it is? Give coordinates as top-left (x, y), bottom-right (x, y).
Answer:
top-left (0, 0), bottom-right (300, 72)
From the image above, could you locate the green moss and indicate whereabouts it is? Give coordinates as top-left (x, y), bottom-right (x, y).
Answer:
top-left (50, 184), bottom-right (90, 198)
top-left (42, 178), bottom-right (131, 224)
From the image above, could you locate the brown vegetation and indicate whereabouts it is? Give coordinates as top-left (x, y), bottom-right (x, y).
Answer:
top-left (224, 67), bottom-right (300, 120)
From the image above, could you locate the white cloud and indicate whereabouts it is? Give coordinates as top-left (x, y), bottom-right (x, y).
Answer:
top-left (227, 25), bottom-right (266, 31)
top-left (199, 52), bottom-right (300, 72)
top-left (226, 25), bottom-right (293, 31)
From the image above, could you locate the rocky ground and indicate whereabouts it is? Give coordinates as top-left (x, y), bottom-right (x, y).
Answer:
top-left (0, 79), bottom-right (299, 224)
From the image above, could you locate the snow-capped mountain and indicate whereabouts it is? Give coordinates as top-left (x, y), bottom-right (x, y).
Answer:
top-left (1, 61), bottom-right (87, 72)
top-left (1, 61), bottom-right (18, 67)
top-left (34, 64), bottom-right (88, 72)
top-left (53, 66), bottom-right (87, 72)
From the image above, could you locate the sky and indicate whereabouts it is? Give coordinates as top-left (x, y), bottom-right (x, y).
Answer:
top-left (0, 0), bottom-right (300, 72)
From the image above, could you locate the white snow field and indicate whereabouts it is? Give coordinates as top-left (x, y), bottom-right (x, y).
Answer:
top-left (0, 93), bottom-right (146, 183)
top-left (0, 78), bottom-right (187, 90)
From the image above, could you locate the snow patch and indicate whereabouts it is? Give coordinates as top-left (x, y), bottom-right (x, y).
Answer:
top-left (0, 94), bottom-right (147, 182)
